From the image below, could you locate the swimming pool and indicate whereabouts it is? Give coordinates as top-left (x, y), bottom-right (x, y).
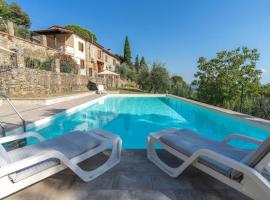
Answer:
top-left (28, 95), bottom-right (270, 149)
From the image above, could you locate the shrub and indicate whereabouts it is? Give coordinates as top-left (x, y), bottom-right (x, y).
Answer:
top-left (55, 53), bottom-right (77, 74)
top-left (40, 57), bottom-right (53, 71)
top-left (25, 57), bottom-right (41, 69)
top-left (252, 95), bottom-right (270, 120)
top-left (25, 56), bottom-right (53, 71)
top-left (14, 25), bottom-right (31, 39)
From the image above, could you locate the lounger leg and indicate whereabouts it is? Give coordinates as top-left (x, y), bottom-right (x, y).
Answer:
top-left (65, 137), bottom-right (122, 182)
top-left (147, 136), bottom-right (190, 178)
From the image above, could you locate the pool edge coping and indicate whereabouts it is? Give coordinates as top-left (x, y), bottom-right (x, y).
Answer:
top-left (167, 94), bottom-right (270, 131)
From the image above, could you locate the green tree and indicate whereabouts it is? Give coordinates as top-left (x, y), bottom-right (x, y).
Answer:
top-left (116, 63), bottom-right (128, 79)
top-left (65, 24), bottom-right (97, 42)
top-left (140, 56), bottom-right (146, 67)
top-left (134, 55), bottom-right (140, 72)
top-left (260, 83), bottom-right (270, 97)
top-left (252, 95), bottom-right (270, 120)
top-left (193, 47), bottom-right (261, 112)
top-left (149, 62), bottom-right (170, 93)
top-left (0, 0), bottom-right (31, 28)
top-left (123, 36), bottom-right (131, 65)
top-left (8, 2), bottom-right (31, 28)
top-left (251, 83), bottom-right (270, 120)
top-left (15, 25), bottom-right (31, 39)
top-left (115, 63), bottom-right (136, 81)
top-left (137, 64), bottom-right (151, 91)
top-left (0, 0), bottom-right (10, 21)
top-left (170, 75), bottom-right (192, 97)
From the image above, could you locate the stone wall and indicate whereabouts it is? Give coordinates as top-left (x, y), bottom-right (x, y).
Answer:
top-left (0, 51), bottom-right (11, 65)
top-left (0, 65), bottom-right (91, 97)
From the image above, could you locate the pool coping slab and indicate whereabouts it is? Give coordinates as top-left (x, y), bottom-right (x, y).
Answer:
top-left (0, 92), bottom-right (96, 106)
top-left (167, 94), bottom-right (270, 131)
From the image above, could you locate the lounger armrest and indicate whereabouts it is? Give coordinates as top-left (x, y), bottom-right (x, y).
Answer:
top-left (0, 150), bottom-right (68, 177)
top-left (0, 132), bottom-right (45, 144)
top-left (192, 149), bottom-right (253, 172)
top-left (222, 134), bottom-right (263, 145)
top-left (191, 149), bottom-right (270, 186)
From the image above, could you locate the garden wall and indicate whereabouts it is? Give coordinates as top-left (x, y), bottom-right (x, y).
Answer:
top-left (0, 65), bottom-right (91, 97)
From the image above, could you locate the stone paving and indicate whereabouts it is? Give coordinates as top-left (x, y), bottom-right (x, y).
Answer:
top-left (5, 150), bottom-right (250, 200)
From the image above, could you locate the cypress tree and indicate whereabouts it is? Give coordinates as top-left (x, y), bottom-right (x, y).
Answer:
top-left (134, 55), bottom-right (140, 72)
top-left (123, 36), bottom-right (131, 65)
top-left (140, 56), bottom-right (146, 67)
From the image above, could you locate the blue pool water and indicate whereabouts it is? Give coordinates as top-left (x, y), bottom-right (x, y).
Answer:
top-left (29, 96), bottom-right (270, 149)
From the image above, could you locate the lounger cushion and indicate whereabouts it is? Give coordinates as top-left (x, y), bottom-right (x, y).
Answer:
top-left (231, 136), bottom-right (270, 179)
top-left (160, 129), bottom-right (252, 178)
top-left (7, 131), bottom-right (101, 182)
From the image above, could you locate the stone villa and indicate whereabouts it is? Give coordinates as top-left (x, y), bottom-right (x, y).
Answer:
top-left (34, 25), bottom-right (120, 77)
top-left (0, 22), bottom-right (122, 96)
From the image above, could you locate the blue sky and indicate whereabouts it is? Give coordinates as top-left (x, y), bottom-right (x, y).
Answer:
top-left (8, 0), bottom-right (270, 84)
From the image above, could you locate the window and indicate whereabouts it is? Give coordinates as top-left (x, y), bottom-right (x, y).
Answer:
top-left (80, 59), bottom-right (85, 68)
top-left (97, 50), bottom-right (102, 59)
top-left (78, 42), bottom-right (84, 52)
top-left (106, 65), bottom-right (112, 70)
top-left (105, 55), bottom-right (108, 62)
top-left (113, 59), bottom-right (116, 65)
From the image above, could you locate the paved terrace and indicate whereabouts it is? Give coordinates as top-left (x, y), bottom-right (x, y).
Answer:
top-left (0, 94), bottom-right (252, 199)
top-left (6, 150), bottom-right (249, 200)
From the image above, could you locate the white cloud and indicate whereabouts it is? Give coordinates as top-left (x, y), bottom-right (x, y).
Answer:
top-left (259, 68), bottom-right (268, 74)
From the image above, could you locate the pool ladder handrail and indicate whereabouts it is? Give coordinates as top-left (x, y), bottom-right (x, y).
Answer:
top-left (0, 94), bottom-right (26, 135)
top-left (0, 121), bottom-right (5, 136)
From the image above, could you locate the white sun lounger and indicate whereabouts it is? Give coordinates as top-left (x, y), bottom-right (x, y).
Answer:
top-left (97, 84), bottom-right (107, 94)
top-left (0, 128), bottom-right (122, 198)
top-left (147, 128), bottom-right (270, 200)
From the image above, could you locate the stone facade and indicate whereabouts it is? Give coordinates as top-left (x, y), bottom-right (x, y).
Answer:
top-left (0, 50), bottom-right (12, 65)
